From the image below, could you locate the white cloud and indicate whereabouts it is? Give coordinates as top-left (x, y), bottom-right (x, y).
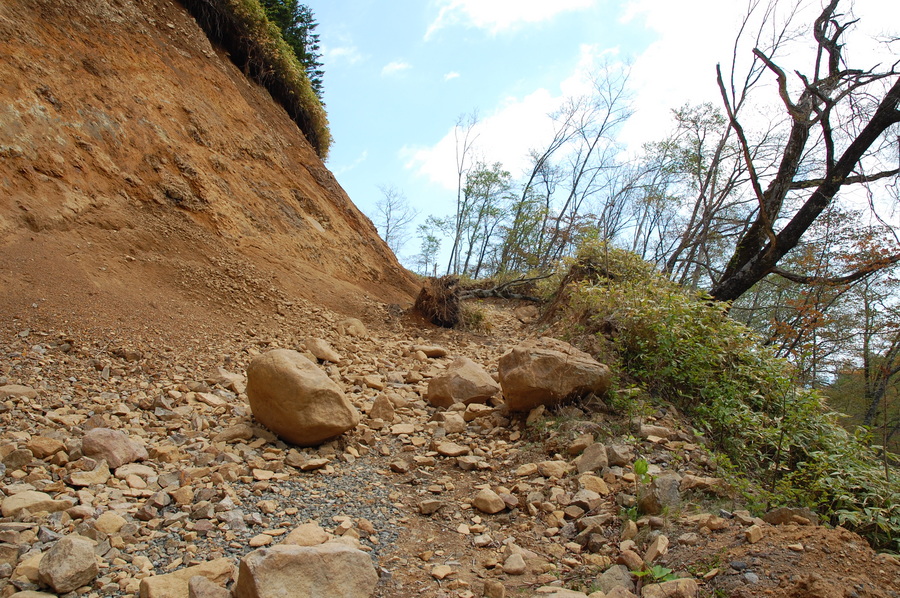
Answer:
top-left (443, 71), bottom-right (461, 81)
top-left (333, 150), bottom-right (369, 177)
top-left (382, 60), bottom-right (412, 77)
top-left (324, 45), bottom-right (364, 66)
top-left (426, 0), bottom-right (597, 39)
top-left (618, 0), bottom-right (900, 151)
top-left (403, 45), bottom-right (612, 189)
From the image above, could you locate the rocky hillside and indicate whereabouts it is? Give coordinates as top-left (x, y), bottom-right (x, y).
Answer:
top-left (0, 0), bottom-right (417, 343)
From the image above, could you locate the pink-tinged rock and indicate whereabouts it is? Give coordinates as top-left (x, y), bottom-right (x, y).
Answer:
top-left (499, 338), bottom-right (611, 412)
top-left (81, 428), bottom-right (148, 469)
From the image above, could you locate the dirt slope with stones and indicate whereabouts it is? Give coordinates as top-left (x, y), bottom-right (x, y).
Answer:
top-left (2, 299), bottom-right (899, 598)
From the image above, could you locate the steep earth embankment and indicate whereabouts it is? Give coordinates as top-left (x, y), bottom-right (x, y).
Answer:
top-left (0, 0), bottom-right (416, 342)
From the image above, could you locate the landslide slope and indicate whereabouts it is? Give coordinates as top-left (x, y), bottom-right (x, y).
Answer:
top-left (0, 0), bottom-right (417, 340)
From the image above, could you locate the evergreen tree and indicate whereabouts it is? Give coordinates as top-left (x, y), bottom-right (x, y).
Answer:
top-left (259, 0), bottom-right (325, 101)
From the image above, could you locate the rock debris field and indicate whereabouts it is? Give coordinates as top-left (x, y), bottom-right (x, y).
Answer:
top-left (1, 299), bottom-right (899, 598)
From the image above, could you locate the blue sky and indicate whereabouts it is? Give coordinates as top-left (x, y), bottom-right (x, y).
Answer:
top-left (303, 0), bottom-right (899, 264)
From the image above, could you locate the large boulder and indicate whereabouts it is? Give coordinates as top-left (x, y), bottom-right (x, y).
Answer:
top-left (38, 535), bottom-right (99, 594)
top-left (233, 543), bottom-right (377, 598)
top-left (426, 357), bottom-right (500, 408)
top-left (246, 349), bottom-right (359, 446)
top-left (498, 338), bottom-right (611, 411)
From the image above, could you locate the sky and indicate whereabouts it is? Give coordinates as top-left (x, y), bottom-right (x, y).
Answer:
top-left (302, 0), bottom-right (900, 263)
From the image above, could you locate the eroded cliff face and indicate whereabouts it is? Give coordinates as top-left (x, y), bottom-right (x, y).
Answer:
top-left (0, 0), bottom-right (416, 335)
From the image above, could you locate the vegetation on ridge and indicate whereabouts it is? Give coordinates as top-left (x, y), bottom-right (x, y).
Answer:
top-left (181, 0), bottom-right (331, 158)
top-left (541, 241), bottom-right (900, 551)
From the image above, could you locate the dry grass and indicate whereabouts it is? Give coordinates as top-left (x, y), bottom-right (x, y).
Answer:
top-left (181, 0), bottom-right (331, 158)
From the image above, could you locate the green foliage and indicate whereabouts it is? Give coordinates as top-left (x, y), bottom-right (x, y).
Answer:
top-left (183, 0), bottom-right (331, 158)
top-left (258, 0), bottom-right (324, 100)
top-left (550, 239), bottom-right (900, 550)
top-left (632, 565), bottom-right (678, 583)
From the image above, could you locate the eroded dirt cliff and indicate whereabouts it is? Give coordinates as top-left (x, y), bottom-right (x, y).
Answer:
top-left (0, 0), bottom-right (416, 340)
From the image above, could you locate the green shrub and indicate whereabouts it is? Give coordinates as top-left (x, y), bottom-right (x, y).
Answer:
top-left (549, 240), bottom-right (900, 550)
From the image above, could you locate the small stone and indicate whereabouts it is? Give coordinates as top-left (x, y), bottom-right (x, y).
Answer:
top-left (212, 424), bottom-right (254, 443)
top-left (473, 489), bottom-right (506, 514)
top-left (643, 535), bottom-right (669, 564)
top-left (300, 458), bottom-right (329, 471)
top-left (413, 345), bottom-right (448, 358)
top-left (502, 553), bottom-right (526, 575)
top-left (369, 395), bottom-right (395, 422)
top-left (282, 522), bottom-right (330, 546)
top-left (304, 338), bottom-right (342, 363)
top-left (94, 512), bottom-right (127, 535)
top-left (418, 500), bottom-right (443, 515)
top-left (641, 578), bottom-right (700, 598)
top-left (249, 534), bottom-right (273, 547)
top-left (516, 463), bottom-right (538, 477)
top-left (442, 412), bottom-right (467, 434)
top-left (483, 580), bottom-right (506, 598)
top-left (436, 442), bottom-right (470, 457)
top-left (617, 549), bottom-right (643, 571)
top-left (26, 437), bottom-right (66, 459)
top-left (576, 443), bottom-right (608, 474)
top-left (67, 460), bottom-right (111, 487)
top-left (745, 524), bottom-right (764, 544)
top-left (431, 564), bottom-right (454, 580)
top-left (188, 575), bottom-right (231, 598)
top-left (2, 491), bottom-right (71, 517)
top-left (537, 460), bottom-right (569, 478)
top-left (140, 558), bottom-right (235, 598)
top-left (568, 434), bottom-right (594, 455)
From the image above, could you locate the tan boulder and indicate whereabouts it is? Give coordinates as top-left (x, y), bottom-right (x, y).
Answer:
top-left (426, 357), bottom-right (500, 408)
top-left (233, 543), bottom-right (377, 598)
top-left (246, 349), bottom-right (359, 447)
top-left (2, 491), bottom-right (72, 518)
top-left (282, 522), bottom-right (331, 546)
top-left (498, 338), bottom-right (611, 411)
top-left (38, 535), bottom-right (99, 594)
top-left (139, 558), bottom-right (235, 598)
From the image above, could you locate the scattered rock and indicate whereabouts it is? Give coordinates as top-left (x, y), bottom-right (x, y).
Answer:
top-left (426, 357), bottom-right (500, 408)
top-left (2, 491), bottom-right (71, 517)
top-left (303, 337), bottom-right (343, 363)
top-left (498, 337), bottom-right (611, 411)
top-left (473, 489), bottom-right (506, 514)
top-left (640, 578), bottom-right (700, 598)
top-left (502, 553), bottom-right (527, 575)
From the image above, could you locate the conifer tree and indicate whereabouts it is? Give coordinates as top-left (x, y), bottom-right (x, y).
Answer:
top-left (259, 0), bottom-right (325, 101)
